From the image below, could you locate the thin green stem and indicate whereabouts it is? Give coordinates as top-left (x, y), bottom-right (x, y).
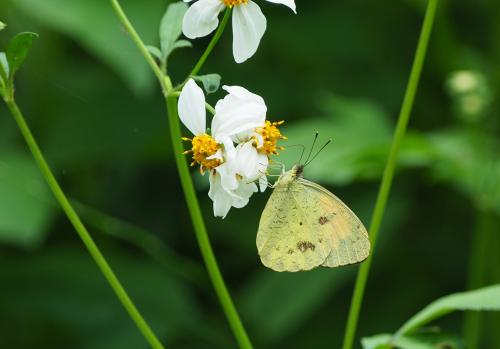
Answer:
top-left (341, 1), bottom-right (439, 349)
top-left (165, 95), bottom-right (253, 349)
top-left (109, 0), bottom-right (166, 91)
top-left (4, 98), bottom-right (165, 349)
top-left (463, 209), bottom-right (494, 349)
top-left (189, 8), bottom-right (232, 77)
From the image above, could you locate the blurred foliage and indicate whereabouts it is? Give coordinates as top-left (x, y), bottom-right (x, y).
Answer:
top-left (0, 0), bottom-right (499, 348)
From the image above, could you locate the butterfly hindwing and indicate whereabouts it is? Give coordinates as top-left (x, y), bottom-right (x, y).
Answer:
top-left (257, 179), bottom-right (333, 272)
top-left (297, 178), bottom-right (370, 267)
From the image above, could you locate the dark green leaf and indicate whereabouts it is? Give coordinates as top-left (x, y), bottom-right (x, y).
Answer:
top-left (0, 52), bottom-right (8, 84)
top-left (6, 32), bottom-right (38, 78)
top-left (193, 73), bottom-right (221, 94)
top-left (0, 149), bottom-right (55, 248)
top-left (159, 1), bottom-right (190, 61)
top-left (396, 284), bottom-right (500, 336)
top-left (146, 45), bottom-right (163, 61)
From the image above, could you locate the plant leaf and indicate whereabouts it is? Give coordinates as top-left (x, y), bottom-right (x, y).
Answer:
top-left (0, 52), bottom-right (8, 83)
top-left (0, 21), bottom-right (6, 31)
top-left (159, 1), bottom-right (189, 61)
top-left (396, 284), bottom-right (500, 336)
top-left (363, 331), bottom-right (466, 349)
top-left (193, 73), bottom-right (221, 94)
top-left (146, 45), bottom-right (162, 61)
top-left (6, 32), bottom-right (38, 78)
top-left (0, 149), bottom-right (55, 248)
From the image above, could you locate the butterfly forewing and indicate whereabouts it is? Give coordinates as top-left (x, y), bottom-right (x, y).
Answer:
top-left (297, 178), bottom-right (370, 267)
top-left (257, 175), bottom-right (333, 272)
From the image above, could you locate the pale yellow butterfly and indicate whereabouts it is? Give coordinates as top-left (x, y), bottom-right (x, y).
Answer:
top-left (257, 164), bottom-right (370, 272)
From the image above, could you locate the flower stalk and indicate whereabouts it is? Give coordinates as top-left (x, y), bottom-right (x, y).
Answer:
top-left (341, 1), bottom-right (439, 348)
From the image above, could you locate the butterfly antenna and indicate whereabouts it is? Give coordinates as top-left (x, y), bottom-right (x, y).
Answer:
top-left (303, 131), bottom-right (319, 165)
top-left (304, 138), bottom-right (332, 167)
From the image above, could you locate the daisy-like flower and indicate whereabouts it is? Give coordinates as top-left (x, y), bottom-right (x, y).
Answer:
top-left (182, 0), bottom-right (296, 63)
top-left (179, 79), bottom-right (277, 217)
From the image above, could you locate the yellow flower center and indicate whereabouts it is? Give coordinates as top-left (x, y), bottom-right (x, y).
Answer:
top-left (255, 120), bottom-right (287, 155)
top-left (182, 134), bottom-right (221, 172)
top-left (222, 0), bottom-right (248, 7)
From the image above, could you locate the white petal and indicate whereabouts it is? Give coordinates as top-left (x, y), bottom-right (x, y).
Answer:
top-left (212, 85), bottom-right (266, 142)
top-left (258, 175), bottom-right (268, 192)
top-left (178, 79), bottom-right (206, 135)
top-left (264, 0), bottom-right (296, 13)
top-left (232, 2), bottom-right (267, 63)
top-left (182, 0), bottom-right (225, 39)
top-left (209, 172), bottom-right (233, 218)
top-left (232, 182), bottom-right (258, 208)
top-left (234, 142), bottom-right (268, 181)
top-left (216, 161), bottom-right (238, 192)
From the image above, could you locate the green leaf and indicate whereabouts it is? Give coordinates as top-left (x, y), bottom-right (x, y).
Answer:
top-left (159, 1), bottom-right (191, 61)
top-left (6, 32), bottom-right (38, 78)
top-left (363, 331), bottom-right (465, 349)
top-left (193, 73), bottom-right (222, 94)
top-left (361, 334), bottom-right (393, 349)
top-left (0, 52), bottom-right (8, 84)
top-left (146, 45), bottom-right (162, 61)
top-left (279, 94), bottom-right (393, 184)
top-left (396, 284), bottom-right (500, 336)
top-left (0, 149), bottom-right (55, 248)
top-left (12, 0), bottom-right (164, 95)
top-left (0, 21), bottom-right (6, 31)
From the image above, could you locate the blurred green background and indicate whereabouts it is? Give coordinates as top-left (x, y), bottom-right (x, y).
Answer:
top-left (0, 0), bottom-right (499, 348)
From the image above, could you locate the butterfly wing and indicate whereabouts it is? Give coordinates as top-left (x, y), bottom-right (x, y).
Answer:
top-left (257, 179), bottom-right (333, 272)
top-left (297, 178), bottom-right (370, 267)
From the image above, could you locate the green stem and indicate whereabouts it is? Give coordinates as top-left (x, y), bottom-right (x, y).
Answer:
top-left (463, 209), bottom-right (494, 349)
top-left (165, 95), bottom-right (253, 349)
top-left (341, 1), bottom-right (439, 349)
top-left (4, 98), bottom-right (165, 349)
top-left (109, 0), bottom-right (166, 90)
top-left (189, 8), bottom-right (231, 77)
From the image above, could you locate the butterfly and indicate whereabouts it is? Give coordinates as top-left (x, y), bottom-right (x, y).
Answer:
top-left (256, 164), bottom-right (370, 272)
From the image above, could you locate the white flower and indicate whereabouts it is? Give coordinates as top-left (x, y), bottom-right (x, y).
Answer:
top-left (178, 79), bottom-right (271, 218)
top-left (182, 0), bottom-right (296, 63)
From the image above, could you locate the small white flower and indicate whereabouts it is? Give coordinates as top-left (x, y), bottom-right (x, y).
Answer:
top-left (178, 79), bottom-right (272, 218)
top-left (182, 0), bottom-right (296, 63)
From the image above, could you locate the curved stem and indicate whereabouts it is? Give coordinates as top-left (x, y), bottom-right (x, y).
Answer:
top-left (109, 0), bottom-right (166, 91)
top-left (4, 98), bottom-right (165, 349)
top-left (341, 1), bottom-right (439, 349)
top-left (189, 8), bottom-right (231, 77)
top-left (165, 95), bottom-right (253, 349)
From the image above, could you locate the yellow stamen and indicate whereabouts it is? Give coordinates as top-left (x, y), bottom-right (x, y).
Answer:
top-left (255, 120), bottom-right (286, 155)
top-left (182, 134), bottom-right (221, 171)
top-left (222, 0), bottom-right (248, 7)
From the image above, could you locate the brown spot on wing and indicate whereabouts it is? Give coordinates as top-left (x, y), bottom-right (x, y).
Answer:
top-left (297, 241), bottom-right (316, 253)
top-left (319, 216), bottom-right (329, 225)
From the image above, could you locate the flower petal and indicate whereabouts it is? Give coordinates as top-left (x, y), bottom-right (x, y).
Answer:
top-left (232, 182), bottom-right (258, 208)
top-left (232, 1), bottom-right (267, 63)
top-left (209, 171), bottom-right (233, 218)
top-left (178, 79), bottom-right (206, 135)
top-left (182, 0), bottom-right (225, 39)
top-left (234, 141), bottom-right (268, 181)
top-left (258, 175), bottom-right (268, 192)
top-left (264, 0), bottom-right (296, 13)
top-left (212, 85), bottom-right (266, 142)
